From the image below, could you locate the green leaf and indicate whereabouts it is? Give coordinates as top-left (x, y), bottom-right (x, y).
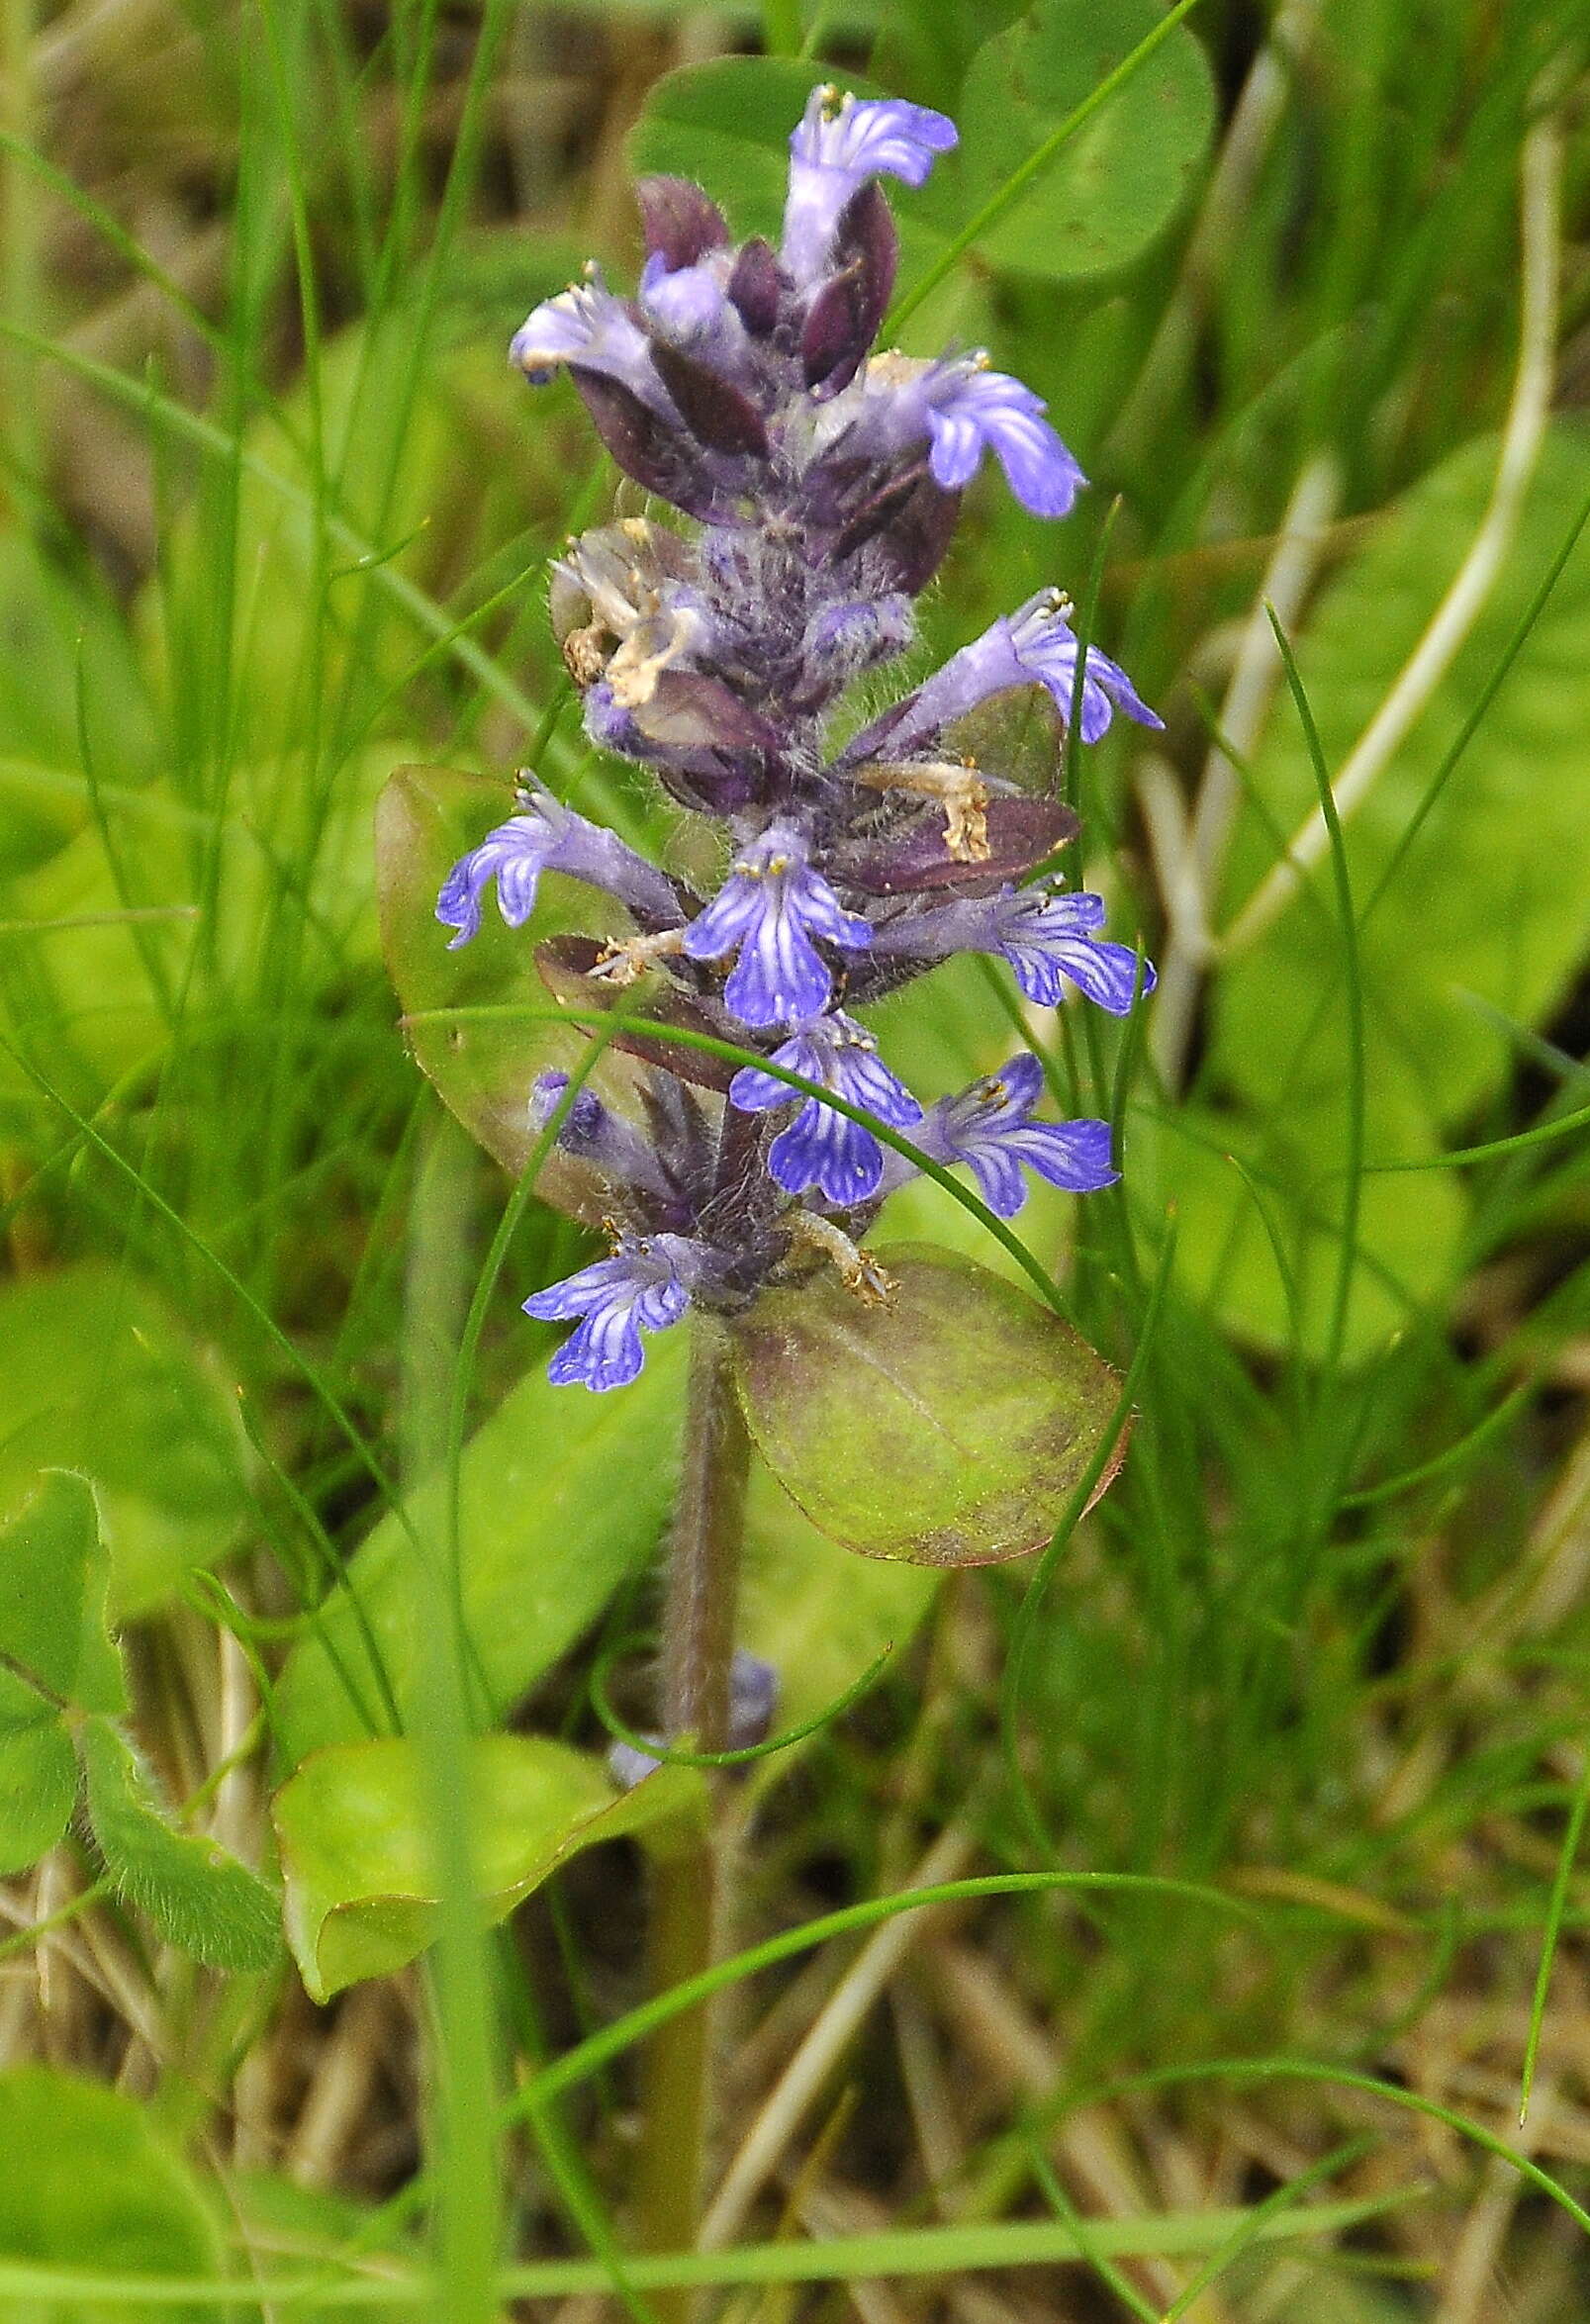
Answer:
top-left (227, 2172), bottom-right (419, 2322)
top-left (143, 321), bottom-right (546, 764)
top-left (1174, 422), bottom-right (1590, 1356)
top-left (273, 1733), bottom-right (704, 2000)
top-left (959, 0), bottom-right (1215, 280)
top-left (0, 2066), bottom-right (220, 2322)
top-left (0, 1265), bottom-right (253, 1619)
top-left (79, 1716), bottom-right (281, 1973)
top-left (0, 1475), bottom-right (124, 1878)
top-left (0, 743), bottom-right (394, 1112)
top-left (738, 1463), bottom-right (938, 1787)
top-left (1215, 425), bottom-right (1590, 1135)
top-left (0, 1471), bottom-right (125, 1715)
top-left (0, 1672), bottom-right (78, 1877)
top-left (729, 1245), bottom-right (1127, 1566)
top-left (0, 531), bottom-right (159, 882)
top-left (272, 1328), bottom-right (687, 1766)
top-left (376, 761), bottom-right (633, 1187)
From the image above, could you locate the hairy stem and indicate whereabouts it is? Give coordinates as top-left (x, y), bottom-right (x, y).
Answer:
top-left (636, 1318), bottom-right (751, 2306)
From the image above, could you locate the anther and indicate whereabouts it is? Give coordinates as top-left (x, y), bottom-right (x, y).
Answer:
top-left (590, 927), bottom-right (688, 987)
top-left (786, 1212), bottom-right (894, 1303)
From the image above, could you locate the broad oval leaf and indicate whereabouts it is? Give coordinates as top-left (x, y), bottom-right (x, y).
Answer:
top-left (1182, 421), bottom-right (1590, 1357)
top-left (0, 2066), bottom-right (220, 2317)
top-left (273, 1734), bottom-right (703, 2001)
top-left (1215, 424), bottom-right (1590, 1135)
top-left (729, 1245), bottom-right (1128, 1565)
top-left (959, 0), bottom-right (1215, 281)
top-left (272, 1328), bottom-right (687, 1767)
top-left (79, 1716), bottom-right (281, 1973)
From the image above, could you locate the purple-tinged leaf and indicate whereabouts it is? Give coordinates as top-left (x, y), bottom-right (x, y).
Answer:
top-left (836, 468), bottom-right (962, 596)
top-left (634, 174), bottom-right (729, 269)
top-left (802, 180), bottom-right (895, 396)
top-left (801, 266), bottom-right (869, 392)
top-left (535, 934), bottom-right (739, 1093)
top-left (627, 669), bottom-right (783, 756)
top-left (727, 236), bottom-right (783, 333)
top-left (729, 1245), bottom-right (1129, 1566)
top-left (834, 796), bottom-right (1079, 894)
top-left (649, 342), bottom-right (769, 458)
top-left (569, 369), bottom-right (727, 519)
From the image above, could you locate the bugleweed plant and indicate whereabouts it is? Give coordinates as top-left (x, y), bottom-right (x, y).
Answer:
top-left (5, 0), bottom-right (1590, 2316)
top-left (403, 84), bottom-right (1158, 2262)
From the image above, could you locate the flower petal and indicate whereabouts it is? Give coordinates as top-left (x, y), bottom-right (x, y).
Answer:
top-left (769, 1099), bottom-right (885, 1205)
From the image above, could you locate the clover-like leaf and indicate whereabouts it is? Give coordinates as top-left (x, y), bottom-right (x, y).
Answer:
top-left (79, 1717), bottom-right (281, 1974)
top-left (0, 1268), bottom-right (252, 1620)
top-left (0, 2066), bottom-right (221, 2306)
top-left (273, 1733), bottom-right (704, 2001)
top-left (960, 0), bottom-right (1215, 282)
top-left (729, 1245), bottom-right (1127, 1565)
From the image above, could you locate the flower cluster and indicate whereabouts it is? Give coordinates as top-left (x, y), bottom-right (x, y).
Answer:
top-left (441, 87), bottom-right (1160, 1389)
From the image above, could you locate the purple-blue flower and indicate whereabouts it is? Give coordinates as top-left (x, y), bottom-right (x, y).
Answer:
top-left (921, 1053), bottom-right (1117, 1217)
top-left (782, 88), bottom-right (957, 281)
top-left (813, 353), bottom-right (1083, 523)
top-left (868, 883), bottom-right (1156, 1016)
top-left (992, 886), bottom-right (1156, 1014)
top-left (637, 248), bottom-right (752, 377)
top-left (523, 1232), bottom-right (710, 1391)
top-left (849, 590), bottom-right (1162, 767)
top-left (530, 1070), bottom-right (674, 1203)
top-left (608, 1646), bottom-right (779, 1788)
top-left (511, 269), bottom-right (675, 415)
top-left (682, 823), bottom-right (873, 1028)
top-left (913, 356), bottom-right (1085, 518)
top-left (436, 789), bottom-right (684, 948)
top-left (728, 1010), bottom-right (922, 1207)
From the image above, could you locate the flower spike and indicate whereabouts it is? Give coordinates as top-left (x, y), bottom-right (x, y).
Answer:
top-left (433, 87), bottom-right (1162, 1389)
